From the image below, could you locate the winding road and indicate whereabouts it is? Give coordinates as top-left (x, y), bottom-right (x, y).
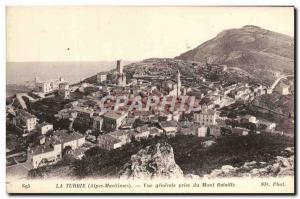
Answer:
top-left (269, 74), bottom-right (294, 92)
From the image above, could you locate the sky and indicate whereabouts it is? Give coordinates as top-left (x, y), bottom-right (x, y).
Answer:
top-left (6, 6), bottom-right (294, 62)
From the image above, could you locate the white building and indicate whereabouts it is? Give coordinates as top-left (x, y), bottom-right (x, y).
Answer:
top-left (35, 81), bottom-right (52, 94)
top-left (13, 110), bottom-right (38, 133)
top-left (110, 130), bottom-right (132, 145)
top-left (27, 144), bottom-right (61, 169)
top-left (135, 126), bottom-right (150, 140)
top-left (97, 134), bottom-right (122, 150)
top-left (37, 122), bottom-right (53, 135)
top-left (193, 109), bottom-right (218, 126)
top-left (27, 130), bottom-right (85, 168)
top-left (97, 72), bottom-right (108, 83)
top-left (35, 76), bottom-right (66, 94)
top-left (197, 126), bottom-right (208, 137)
top-left (232, 127), bottom-right (249, 136)
top-left (257, 120), bottom-right (276, 132)
top-left (276, 83), bottom-right (290, 95)
top-left (242, 115), bottom-right (257, 124)
top-left (92, 116), bottom-right (103, 131)
top-left (149, 127), bottom-right (164, 137)
top-left (159, 120), bottom-right (178, 137)
top-left (103, 111), bottom-right (128, 131)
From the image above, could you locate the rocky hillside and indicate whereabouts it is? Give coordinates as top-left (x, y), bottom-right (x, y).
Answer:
top-left (204, 147), bottom-right (294, 178)
top-left (28, 135), bottom-right (294, 179)
top-left (119, 142), bottom-right (184, 179)
top-left (119, 142), bottom-right (294, 179)
top-left (176, 25), bottom-right (294, 84)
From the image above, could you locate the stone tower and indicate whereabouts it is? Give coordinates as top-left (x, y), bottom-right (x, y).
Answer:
top-left (117, 59), bottom-right (123, 74)
top-left (177, 70), bottom-right (181, 97)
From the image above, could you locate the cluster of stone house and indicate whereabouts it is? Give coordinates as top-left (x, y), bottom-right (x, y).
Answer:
top-left (34, 76), bottom-right (63, 94)
top-left (27, 130), bottom-right (85, 168)
top-left (33, 76), bottom-right (70, 99)
top-left (181, 107), bottom-right (279, 138)
top-left (275, 82), bottom-right (290, 95)
top-left (8, 59), bottom-right (292, 172)
top-left (51, 61), bottom-right (285, 151)
top-left (227, 83), bottom-right (267, 101)
top-left (12, 109), bottom-right (55, 137)
top-left (9, 108), bottom-right (86, 168)
top-left (12, 110), bottom-right (38, 136)
top-left (96, 123), bottom-right (172, 150)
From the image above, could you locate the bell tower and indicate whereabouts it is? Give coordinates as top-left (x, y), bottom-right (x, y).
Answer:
top-left (177, 70), bottom-right (181, 96)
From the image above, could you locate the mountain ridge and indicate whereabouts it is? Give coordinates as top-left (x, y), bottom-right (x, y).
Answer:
top-left (176, 25), bottom-right (294, 83)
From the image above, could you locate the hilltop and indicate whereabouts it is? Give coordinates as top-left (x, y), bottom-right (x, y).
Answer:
top-left (176, 25), bottom-right (294, 84)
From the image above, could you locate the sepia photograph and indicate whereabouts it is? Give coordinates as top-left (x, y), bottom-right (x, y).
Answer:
top-left (5, 6), bottom-right (295, 194)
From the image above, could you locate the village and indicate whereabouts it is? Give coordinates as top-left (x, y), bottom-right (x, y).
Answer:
top-left (6, 59), bottom-right (294, 174)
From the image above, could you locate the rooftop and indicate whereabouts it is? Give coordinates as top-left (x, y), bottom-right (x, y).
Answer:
top-left (103, 111), bottom-right (125, 120)
top-left (28, 145), bottom-right (54, 156)
top-left (59, 82), bottom-right (69, 86)
top-left (110, 130), bottom-right (130, 137)
top-left (136, 125), bottom-right (149, 133)
top-left (37, 122), bottom-right (52, 127)
top-left (97, 72), bottom-right (108, 75)
top-left (159, 120), bottom-right (178, 128)
top-left (17, 110), bottom-right (37, 119)
top-left (243, 115), bottom-right (256, 119)
top-left (93, 116), bottom-right (103, 121)
top-left (97, 134), bottom-right (122, 145)
top-left (51, 130), bottom-right (85, 144)
top-left (194, 109), bottom-right (216, 115)
top-left (73, 107), bottom-right (94, 114)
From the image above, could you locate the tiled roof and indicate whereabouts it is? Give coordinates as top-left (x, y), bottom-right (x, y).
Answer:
top-left (29, 145), bottom-right (54, 156)
top-left (17, 110), bottom-right (36, 119)
top-left (160, 120), bottom-right (178, 128)
top-left (52, 130), bottom-right (85, 143)
top-left (97, 134), bottom-right (122, 145)
top-left (104, 111), bottom-right (124, 120)
top-left (110, 130), bottom-right (129, 137)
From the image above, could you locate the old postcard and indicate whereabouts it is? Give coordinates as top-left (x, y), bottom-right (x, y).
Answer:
top-left (6, 6), bottom-right (295, 194)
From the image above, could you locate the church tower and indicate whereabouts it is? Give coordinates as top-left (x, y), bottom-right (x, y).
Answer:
top-left (177, 70), bottom-right (181, 96)
top-left (116, 59), bottom-right (126, 87)
top-left (117, 59), bottom-right (123, 74)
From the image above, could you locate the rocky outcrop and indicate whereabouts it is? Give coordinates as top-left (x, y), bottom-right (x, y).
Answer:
top-left (204, 147), bottom-right (294, 178)
top-left (119, 142), bottom-right (184, 179)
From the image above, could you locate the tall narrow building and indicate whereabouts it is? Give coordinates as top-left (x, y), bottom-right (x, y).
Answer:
top-left (116, 59), bottom-right (126, 87)
top-left (177, 70), bottom-right (181, 96)
top-left (117, 59), bottom-right (123, 74)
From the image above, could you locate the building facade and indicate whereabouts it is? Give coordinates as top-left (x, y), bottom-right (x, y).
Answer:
top-left (102, 111), bottom-right (127, 131)
top-left (193, 109), bottom-right (218, 126)
top-left (13, 110), bottom-right (38, 133)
